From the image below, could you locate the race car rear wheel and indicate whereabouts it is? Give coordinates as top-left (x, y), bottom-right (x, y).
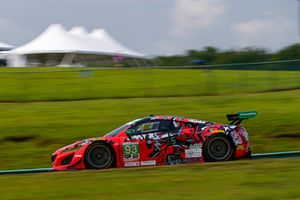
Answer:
top-left (203, 134), bottom-right (234, 162)
top-left (84, 143), bottom-right (114, 169)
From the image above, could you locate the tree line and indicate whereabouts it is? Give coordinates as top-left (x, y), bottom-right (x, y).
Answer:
top-left (156, 43), bottom-right (300, 66)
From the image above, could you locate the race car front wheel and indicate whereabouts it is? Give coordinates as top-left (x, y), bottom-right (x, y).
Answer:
top-left (84, 143), bottom-right (114, 169)
top-left (203, 134), bottom-right (234, 162)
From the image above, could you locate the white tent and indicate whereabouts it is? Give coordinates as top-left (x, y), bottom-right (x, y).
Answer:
top-left (0, 42), bottom-right (14, 51)
top-left (7, 24), bottom-right (145, 67)
top-left (0, 42), bottom-right (13, 66)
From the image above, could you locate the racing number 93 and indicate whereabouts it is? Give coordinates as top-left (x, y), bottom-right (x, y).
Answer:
top-left (123, 142), bottom-right (140, 160)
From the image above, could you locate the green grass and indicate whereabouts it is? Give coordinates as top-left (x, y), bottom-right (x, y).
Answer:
top-left (0, 68), bottom-right (299, 199)
top-left (0, 68), bottom-right (299, 102)
top-left (0, 90), bottom-right (299, 169)
top-left (0, 158), bottom-right (300, 200)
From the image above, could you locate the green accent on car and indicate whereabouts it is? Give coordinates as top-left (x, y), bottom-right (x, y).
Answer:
top-left (123, 143), bottom-right (140, 158)
top-left (238, 111), bottom-right (257, 119)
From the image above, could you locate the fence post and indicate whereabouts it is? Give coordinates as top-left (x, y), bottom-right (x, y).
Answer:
top-left (79, 70), bottom-right (93, 99)
top-left (237, 70), bottom-right (248, 93)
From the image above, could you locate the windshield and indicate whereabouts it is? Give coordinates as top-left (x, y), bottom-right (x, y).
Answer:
top-left (104, 124), bottom-right (130, 137)
top-left (104, 118), bottom-right (143, 137)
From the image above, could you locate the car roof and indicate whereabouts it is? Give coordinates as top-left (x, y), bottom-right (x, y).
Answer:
top-left (133, 115), bottom-right (208, 124)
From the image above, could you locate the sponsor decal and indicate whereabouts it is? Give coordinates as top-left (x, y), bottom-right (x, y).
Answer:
top-left (74, 154), bottom-right (82, 158)
top-left (236, 145), bottom-right (246, 151)
top-left (213, 129), bottom-right (225, 133)
top-left (230, 131), bottom-right (242, 145)
top-left (185, 144), bottom-right (202, 158)
top-left (186, 158), bottom-right (202, 163)
top-left (141, 160), bottom-right (156, 166)
top-left (123, 142), bottom-right (140, 161)
top-left (92, 137), bottom-right (105, 141)
top-left (209, 128), bottom-right (215, 133)
top-left (140, 122), bottom-right (159, 133)
top-left (189, 119), bottom-right (206, 124)
top-left (238, 111), bottom-right (257, 119)
top-left (241, 128), bottom-right (249, 141)
top-left (124, 161), bottom-right (140, 167)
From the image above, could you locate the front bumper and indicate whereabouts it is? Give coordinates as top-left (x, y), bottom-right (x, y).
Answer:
top-left (51, 145), bottom-right (88, 170)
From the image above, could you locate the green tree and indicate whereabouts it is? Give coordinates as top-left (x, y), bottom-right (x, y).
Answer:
top-left (273, 44), bottom-right (300, 60)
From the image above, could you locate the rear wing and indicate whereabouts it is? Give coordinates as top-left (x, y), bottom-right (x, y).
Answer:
top-left (227, 111), bottom-right (257, 125)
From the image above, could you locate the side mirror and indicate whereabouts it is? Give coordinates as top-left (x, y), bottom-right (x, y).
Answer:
top-left (125, 129), bottom-right (134, 135)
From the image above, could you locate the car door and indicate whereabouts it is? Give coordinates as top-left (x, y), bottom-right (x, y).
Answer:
top-left (122, 119), bottom-right (179, 167)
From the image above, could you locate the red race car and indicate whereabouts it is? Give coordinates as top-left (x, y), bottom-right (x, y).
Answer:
top-left (51, 111), bottom-right (256, 170)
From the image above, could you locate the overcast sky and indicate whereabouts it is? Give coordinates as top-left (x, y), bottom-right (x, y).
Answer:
top-left (0, 0), bottom-right (299, 55)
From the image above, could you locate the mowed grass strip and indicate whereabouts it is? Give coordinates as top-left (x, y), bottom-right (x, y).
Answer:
top-left (0, 68), bottom-right (299, 102)
top-left (0, 90), bottom-right (299, 169)
top-left (0, 158), bottom-right (299, 200)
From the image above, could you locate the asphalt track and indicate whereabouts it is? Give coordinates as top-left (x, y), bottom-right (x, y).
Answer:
top-left (1, 151), bottom-right (300, 175)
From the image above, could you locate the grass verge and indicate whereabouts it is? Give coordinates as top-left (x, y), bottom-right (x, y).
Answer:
top-left (0, 90), bottom-right (299, 169)
top-left (0, 68), bottom-right (299, 102)
top-left (0, 158), bottom-right (299, 200)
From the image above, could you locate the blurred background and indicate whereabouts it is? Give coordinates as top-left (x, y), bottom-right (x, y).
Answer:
top-left (0, 0), bottom-right (300, 199)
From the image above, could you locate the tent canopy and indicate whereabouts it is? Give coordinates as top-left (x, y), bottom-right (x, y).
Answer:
top-left (0, 42), bottom-right (14, 50)
top-left (9, 24), bottom-right (144, 58)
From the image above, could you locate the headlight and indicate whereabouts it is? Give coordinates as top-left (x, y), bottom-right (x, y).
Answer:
top-left (78, 139), bottom-right (92, 146)
top-left (62, 140), bottom-right (91, 153)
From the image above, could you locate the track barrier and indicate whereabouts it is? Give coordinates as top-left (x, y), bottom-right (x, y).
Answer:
top-left (1, 150), bottom-right (300, 175)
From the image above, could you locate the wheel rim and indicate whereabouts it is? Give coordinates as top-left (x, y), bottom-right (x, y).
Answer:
top-left (88, 145), bottom-right (112, 168)
top-left (208, 138), bottom-right (231, 160)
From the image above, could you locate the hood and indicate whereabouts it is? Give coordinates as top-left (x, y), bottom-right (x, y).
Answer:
top-left (53, 137), bottom-right (106, 155)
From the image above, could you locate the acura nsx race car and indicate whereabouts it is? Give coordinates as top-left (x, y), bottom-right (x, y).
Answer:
top-left (51, 111), bottom-right (257, 170)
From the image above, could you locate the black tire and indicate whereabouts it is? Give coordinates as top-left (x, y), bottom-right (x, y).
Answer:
top-left (203, 134), bottom-right (234, 162)
top-left (84, 143), bottom-right (114, 169)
